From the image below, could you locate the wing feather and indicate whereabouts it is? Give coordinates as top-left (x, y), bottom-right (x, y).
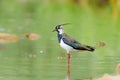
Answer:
top-left (62, 33), bottom-right (95, 51)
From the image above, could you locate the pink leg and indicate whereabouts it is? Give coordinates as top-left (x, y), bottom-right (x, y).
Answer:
top-left (67, 53), bottom-right (70, 68)
top-left (67, 53), bottom-right (70, 80)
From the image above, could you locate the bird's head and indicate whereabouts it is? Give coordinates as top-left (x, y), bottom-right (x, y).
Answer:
top-left (53, 23), bottom-right (70, 34)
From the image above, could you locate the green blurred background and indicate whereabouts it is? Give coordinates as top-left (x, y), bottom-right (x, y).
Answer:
top-left (0, 0), bottom-right (120, 80)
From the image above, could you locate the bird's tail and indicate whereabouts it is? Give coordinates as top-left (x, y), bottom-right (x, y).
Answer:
top-left (86, 41), bottom-right (106, 52)
top-left (85, 45), bottom-right (95, 52)
top-left (79, 41), bottom-right (105, 52)
top-left (79, 45), bottom-right (95, 52)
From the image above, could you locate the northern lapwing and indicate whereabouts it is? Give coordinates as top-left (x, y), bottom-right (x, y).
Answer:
top-left (53, 23), bottom-right (95, 79)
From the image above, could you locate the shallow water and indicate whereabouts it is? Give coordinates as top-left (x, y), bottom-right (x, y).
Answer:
top-left (0, 41), bottom-right (120, 80)
top-left (0, 1), bottom-right (120, 80)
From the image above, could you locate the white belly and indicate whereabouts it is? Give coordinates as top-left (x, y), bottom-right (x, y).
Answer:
top-left (60, 39), bottom-right (75, 53)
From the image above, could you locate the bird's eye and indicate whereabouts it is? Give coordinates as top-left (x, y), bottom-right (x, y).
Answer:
top-left (57, 26), bottom-right (61, 29)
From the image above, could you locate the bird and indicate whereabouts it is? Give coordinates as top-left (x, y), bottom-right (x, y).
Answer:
top-left (53, 23), bottom-right (95, 79)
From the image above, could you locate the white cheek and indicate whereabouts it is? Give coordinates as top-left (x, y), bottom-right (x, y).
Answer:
top-left (58, 29), bottom-right (63, 34)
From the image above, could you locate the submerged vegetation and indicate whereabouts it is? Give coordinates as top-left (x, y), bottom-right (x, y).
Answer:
top-left (95, 64), bottom-right (120, 80)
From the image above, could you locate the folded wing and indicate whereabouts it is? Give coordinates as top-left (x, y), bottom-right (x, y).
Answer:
top-left (62, 33), bottom-right (95, 52)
